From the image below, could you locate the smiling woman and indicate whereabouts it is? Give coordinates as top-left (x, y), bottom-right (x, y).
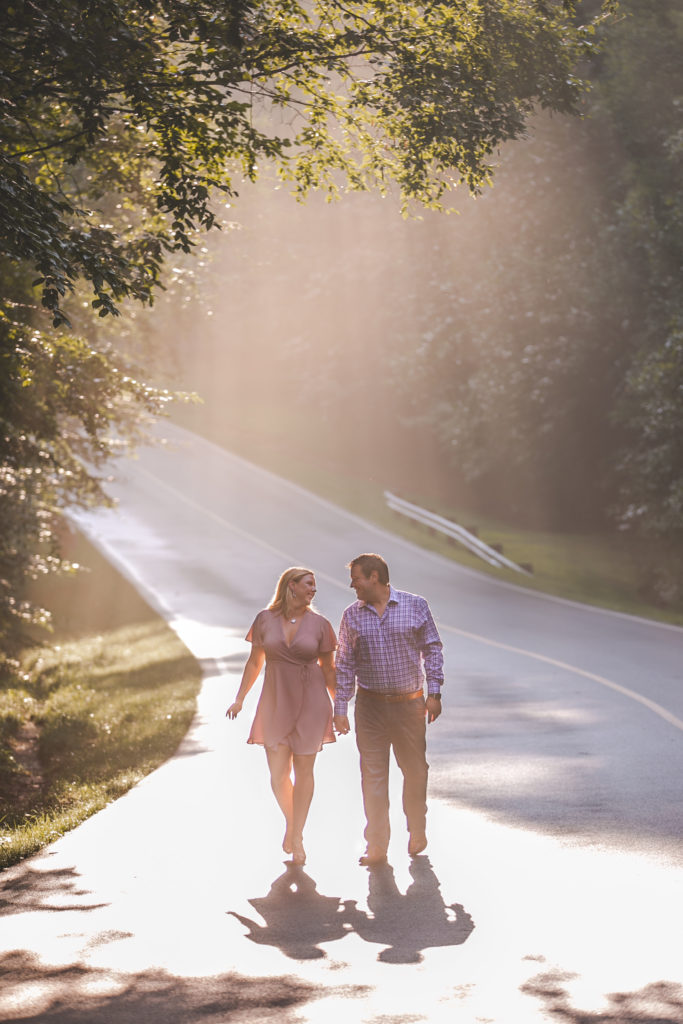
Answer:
top-left (226, 566), bottom-right (338, 867)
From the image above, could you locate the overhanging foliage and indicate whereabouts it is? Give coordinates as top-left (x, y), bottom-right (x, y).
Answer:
top-left (1, 0), bottom-right (609, 322)
top-left (0, 0), bottom-right (613, 652)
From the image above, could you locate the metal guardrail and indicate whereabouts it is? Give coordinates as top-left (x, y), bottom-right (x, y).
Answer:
top-left (384, 491), bottom-right (532, 575)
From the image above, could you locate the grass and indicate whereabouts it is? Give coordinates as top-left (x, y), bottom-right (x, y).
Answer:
top-left (175, 406), bottom-right (683, 628)
top-left (381, 505), bottom-right (683, 624)
top-left (0, 530), bottom-right (202, 871)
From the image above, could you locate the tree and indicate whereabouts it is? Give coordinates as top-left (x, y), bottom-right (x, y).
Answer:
top-left (0, 287), bottom-right (172, 649)
top-left (2, 0), bottom-right (611, 323)
top-left (595, 1), bottom-right (683, 561)
top-left (0, 0), bottom-right (612, 653)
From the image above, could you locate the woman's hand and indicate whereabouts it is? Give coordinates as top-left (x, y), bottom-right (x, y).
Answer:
top-left (226, 699), bottom-right (243, 719)
top-left (226, 646), bottom-right (264, 720)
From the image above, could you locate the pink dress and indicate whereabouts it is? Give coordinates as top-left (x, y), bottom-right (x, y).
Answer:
top-left (246, 609), bottom-right (336, 754)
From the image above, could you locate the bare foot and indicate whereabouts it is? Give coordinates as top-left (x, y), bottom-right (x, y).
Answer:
top-left (282, 827), bottom-right (293, 855)
top-left (292, 836), bottom-right (306, 866)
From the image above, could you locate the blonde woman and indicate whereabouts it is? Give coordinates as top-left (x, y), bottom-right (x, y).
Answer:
top-left (227, 567), bottom-right (337, 865)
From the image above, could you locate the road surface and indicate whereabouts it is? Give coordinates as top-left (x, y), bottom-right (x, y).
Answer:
top-left (1, 422), bottom-right (682, 1023)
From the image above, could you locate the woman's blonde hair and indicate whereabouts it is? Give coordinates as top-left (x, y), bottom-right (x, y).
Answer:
top-left (268, 567), bottom-right (316, 616)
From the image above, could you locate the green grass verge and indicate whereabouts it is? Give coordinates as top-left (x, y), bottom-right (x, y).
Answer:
top-left (0, 531), bottom-right (202, 871)
top-left (175, 408), bottom-right (683, 627)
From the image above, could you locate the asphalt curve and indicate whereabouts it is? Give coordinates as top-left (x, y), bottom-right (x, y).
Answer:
top-left (1, 421), bottom-right (681, 1024)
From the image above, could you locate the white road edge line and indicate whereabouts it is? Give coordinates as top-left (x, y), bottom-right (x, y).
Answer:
top-left (132, 462), bottom-right (683, 736)
top-left (439, 623), bottom-right (683, 734)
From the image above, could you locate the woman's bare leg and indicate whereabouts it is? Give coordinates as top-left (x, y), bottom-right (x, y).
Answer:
top-left (266, 744), bottom-right (294, 853)
top-left (291, 753), bottom-right (317, 860)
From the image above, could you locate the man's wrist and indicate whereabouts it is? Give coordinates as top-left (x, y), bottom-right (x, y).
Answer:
top-left (427, 692), bottom-right (441, 701)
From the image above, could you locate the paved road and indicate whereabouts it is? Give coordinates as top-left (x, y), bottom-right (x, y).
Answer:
top-left (1, 422), bottom-right (682, 1023)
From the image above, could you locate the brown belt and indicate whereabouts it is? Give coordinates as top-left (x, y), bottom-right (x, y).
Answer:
top-left (358, 687), bottom-right (423, 703)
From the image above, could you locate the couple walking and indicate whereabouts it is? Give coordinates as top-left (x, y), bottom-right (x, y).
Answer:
top-left (226, 553), bottom-right (444, 868)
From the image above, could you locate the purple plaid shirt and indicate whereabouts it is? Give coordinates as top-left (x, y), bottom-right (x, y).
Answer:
top-left (334, 586), bottom-right (444, 716)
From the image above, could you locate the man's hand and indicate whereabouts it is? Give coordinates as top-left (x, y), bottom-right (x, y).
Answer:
top-left (334, 714), bottom-right (350, 735)
top-left (426, 696), bottom-right (442, 724)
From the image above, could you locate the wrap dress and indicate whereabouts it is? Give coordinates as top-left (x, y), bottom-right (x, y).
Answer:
top-left (246, 608), bottom-right (336, 754)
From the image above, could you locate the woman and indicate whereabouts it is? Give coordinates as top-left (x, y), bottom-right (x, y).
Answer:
top-left (226, 567), bottom-right (336, 866)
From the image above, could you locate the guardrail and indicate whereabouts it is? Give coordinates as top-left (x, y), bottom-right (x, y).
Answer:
top-left (384, 491), bottom-right (532, 575)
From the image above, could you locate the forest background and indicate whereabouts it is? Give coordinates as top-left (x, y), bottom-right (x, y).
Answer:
top-left (2, 0), bottom-right (682, 671)
top-left (164, 0), bottom-right (683, 610)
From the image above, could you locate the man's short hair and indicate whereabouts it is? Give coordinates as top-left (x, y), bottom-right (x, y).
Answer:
top-left (348, 553), bottom-right (390, 584)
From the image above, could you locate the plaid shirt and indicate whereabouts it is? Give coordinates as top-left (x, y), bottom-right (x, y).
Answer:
top-left (334, 586), bottom-right (444, 716)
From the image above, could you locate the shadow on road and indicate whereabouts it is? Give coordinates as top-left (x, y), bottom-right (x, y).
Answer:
top-left (522, 970), bottom-right (683, 1023)
top-left (228, 863), bottom-right (348, 960)
top-left (229, 856), bottom-right (474, 964)
top-left (348, 855), bottom-right (475, 963)
top-left (0, 863), bottom-right (108, 917)
top-left (429, 667), bottom-right (683, 859)
top-left (0, 861), bottom-right (367, 1023)
top-left (0, 951), bottom-right (324, 1024)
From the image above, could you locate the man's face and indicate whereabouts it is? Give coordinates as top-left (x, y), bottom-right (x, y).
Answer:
top-left (350, 566), bottom-right (377, 603)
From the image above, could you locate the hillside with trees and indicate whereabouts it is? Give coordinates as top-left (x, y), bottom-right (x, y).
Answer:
top-left (2, 0), bottom-right (682, 670)
top-left (170, 0), bottom-right (683, 605)
top-left (1, 0), bottom-right (607, 660)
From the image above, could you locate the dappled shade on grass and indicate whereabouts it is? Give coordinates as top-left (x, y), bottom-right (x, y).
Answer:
top-left (0, 532), bottom-right (201, 870)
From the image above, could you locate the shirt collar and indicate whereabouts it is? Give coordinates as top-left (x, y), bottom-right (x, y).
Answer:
top-left (359, 585), bottom-right (399, 608)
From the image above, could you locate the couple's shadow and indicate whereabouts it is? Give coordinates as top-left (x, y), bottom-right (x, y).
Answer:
top-left (228, 857), bottom-right (474, 963)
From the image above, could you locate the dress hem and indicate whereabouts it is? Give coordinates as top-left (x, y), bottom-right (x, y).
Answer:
top-left (246, 736), bottom-right (336, 753)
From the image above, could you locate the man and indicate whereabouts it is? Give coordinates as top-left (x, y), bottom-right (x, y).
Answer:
top-left (333, 553), bottom-right (444, 866)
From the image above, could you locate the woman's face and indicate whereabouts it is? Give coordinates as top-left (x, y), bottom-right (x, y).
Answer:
top-left (290, 573), bottom-right (316, 605)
